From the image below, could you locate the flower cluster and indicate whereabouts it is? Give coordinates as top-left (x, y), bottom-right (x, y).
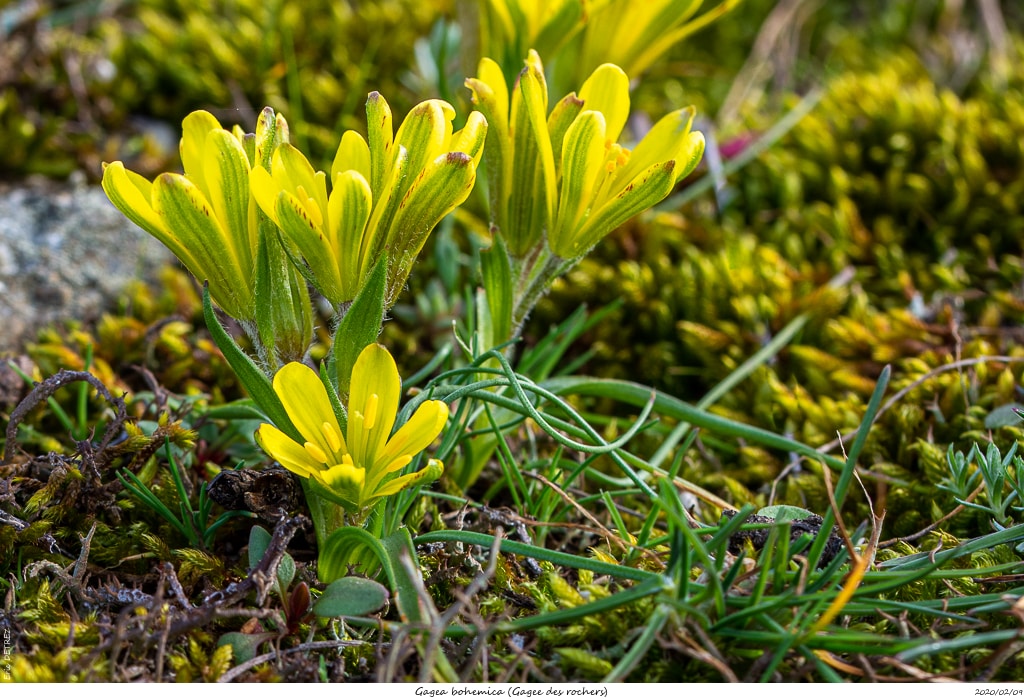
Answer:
top-left (467, 50), bottom-right (705, 261)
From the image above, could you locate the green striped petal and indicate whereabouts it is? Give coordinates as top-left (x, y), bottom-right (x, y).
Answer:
top-left (366, 92), bottom-right (394, 198)
top-left (152, 173), bottom-right (254, 319)
top-left (202, 129), bottom-right (255, 287)
top-left (569, 160), bottom-right (676, 258)
top-left (327, 170), bottom-right (373, 302)
top-left (550, 111), bottom-right (607, 259)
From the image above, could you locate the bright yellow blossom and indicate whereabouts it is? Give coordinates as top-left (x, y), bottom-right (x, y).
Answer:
top-left (467, 50), bottom-right (705, 260)
top-left (251, 93), bottom-right (487, 308)
top-left (102, 108), bottom-right (313, 363)
top-left (255, 344), bottom-right (448, 519)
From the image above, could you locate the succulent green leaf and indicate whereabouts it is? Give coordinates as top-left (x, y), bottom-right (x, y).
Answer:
top-left (757, 505), bottom-right (816, 523)
top-left (313, 576), bottom-right (389, 618)
top-left (247, 524), bottom-right (271, 571)
top-left (318, 525), bottom-right (391, 584)
top-left (218, 632), bottom-right (274, 665)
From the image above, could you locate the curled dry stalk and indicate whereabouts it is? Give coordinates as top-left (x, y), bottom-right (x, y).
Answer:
top-left (3, 368), bottom-right (129, 467)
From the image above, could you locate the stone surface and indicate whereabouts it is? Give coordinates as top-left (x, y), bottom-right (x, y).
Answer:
top-left (0, 176), bottom-right (176, 351)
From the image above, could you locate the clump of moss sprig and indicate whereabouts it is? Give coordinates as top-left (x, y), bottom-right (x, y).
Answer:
top-left (0, 0), bottom-right (446, 179)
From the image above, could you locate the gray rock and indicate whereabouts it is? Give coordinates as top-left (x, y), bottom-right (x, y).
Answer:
top-left (0, 175), bottom-right (176, 351)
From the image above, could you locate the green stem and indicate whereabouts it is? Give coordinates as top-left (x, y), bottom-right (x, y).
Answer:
top-left (509, 245), bottom-right (573, 336)
top-left (303, 480), bottom-right (346, 552)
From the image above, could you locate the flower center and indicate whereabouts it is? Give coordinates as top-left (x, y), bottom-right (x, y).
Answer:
top-left (604, 143), bottom-right (630, 174)
top-left (303, 421), bottom-right (344, 465)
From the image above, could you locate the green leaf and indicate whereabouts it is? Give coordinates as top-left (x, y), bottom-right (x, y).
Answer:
top-left (313, 576), bottom-right (390, 618)
top-left (756, 505), bottom-right (816, 523)
top-left (248, 524), bottom-right (272, 571)
top-left (380, 528), bottom-right (431, 625)
top-left (319, 525), bottom-right (392, 584)
top-left (479, 230), bottom-right (512, 349)
top-left (202, 284), bottom-right (300, 443)
top-left (277, 551), bottom-right (296, 591)
top-left (331, 256), bottom-right (387, 397)
top-left (984, 403), bottom-right (1024, 429)
top-left (217, 632), bottom-right (274, 664)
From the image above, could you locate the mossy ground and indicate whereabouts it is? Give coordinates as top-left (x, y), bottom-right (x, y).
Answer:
top-left (3, 0), bottom-right (1024, 684)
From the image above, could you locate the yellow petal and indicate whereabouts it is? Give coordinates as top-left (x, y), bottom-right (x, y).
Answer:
top-left (383, 152), bottom-right (476, 303)
top-left (671, 130), bottom-right (706, 181)
top-left (394, 100), bottom-right (455, 185)
top-left (272, 362), bottom-right (344, 459)
top-left (368, 458), bottom-right (443, 500)
top-left (274, 143), bottom-right (328, 222)
top-left (449, 111), bottom-right (489, 168)
top-left (151, 173), bottom-right (252, 319)
top-left (578, 63), bottom-right (630, 144)
top-left (250, 165), bottom-right (282, 227)
top-left (255, 423), bottom-right (321, 479)
top-left (315, 461), bottom-right (366, 511)
top-left (477, 57), bottom-right (509, 125)
top-left (346, 344), bottom-right (401, 469)
top-left (202, 129), bottom-right (255, 282)
top-left (550, 110), bottom-right (606, 258)
top-left (366, 91), bottom-right (394, 197)
top-left (180, 110), bottom-right (222, 196)
top-left (375, 400), bottom-right (449, 474)
top-left (568, 159), bottom-right (676, 257)
top-left (327, 170), bottom-right (373, 301)
top-left (101, 162), bottom-right (172, 244)
top-left (611, 106), bottom-right (695, 192)
top-left (507, 52), bottom-right (555, 255)
top-left (332, 130), bottom-right (371, 183)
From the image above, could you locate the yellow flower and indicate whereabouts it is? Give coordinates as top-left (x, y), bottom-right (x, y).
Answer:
top-left (251, 93), bottom-right (487, 307)
top-left (102, 108), bottom-right (313, 363)
top-left (466, 51), bottom-right (705, 261)
top-left (255, 344), bottom-right (448, 518)
top-left (102, 110), bottom-right (259, 321)
top-left (466, 0), bottom-right (739, 95)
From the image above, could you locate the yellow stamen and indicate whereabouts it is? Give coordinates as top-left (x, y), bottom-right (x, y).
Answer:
top-left (363, 394), bottom-right (379, 431)
top-left (304, 441), bottom-right (328, 464)
top-left (321, 421), bottom-right (341, 452)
